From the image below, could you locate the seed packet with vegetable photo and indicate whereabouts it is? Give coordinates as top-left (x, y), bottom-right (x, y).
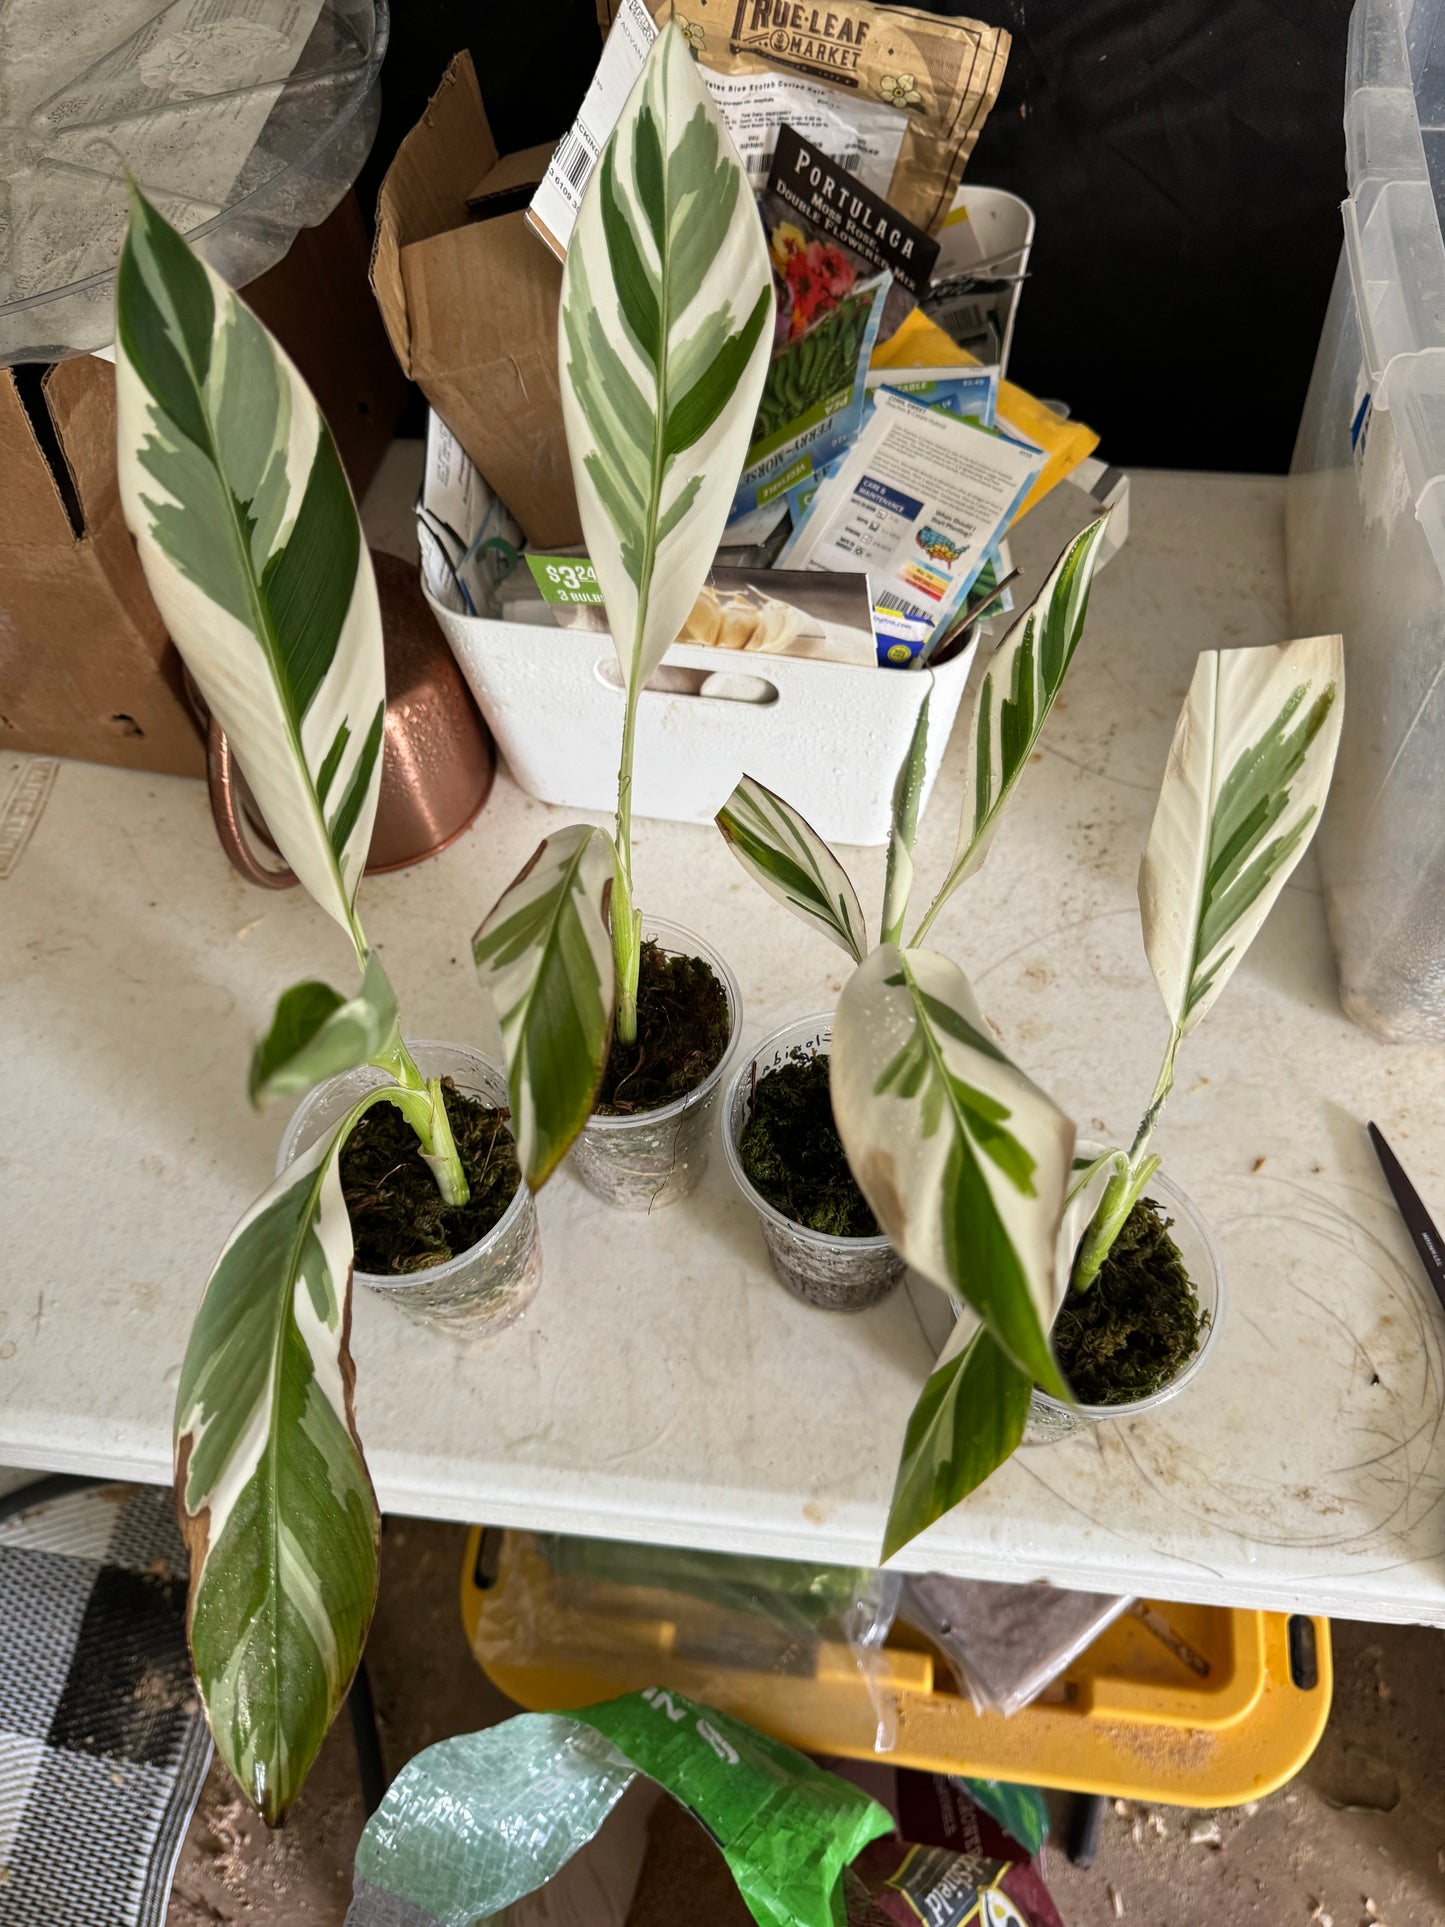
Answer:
top-left (763, 123), bottom-right (939, 341)
top-left (728, 269), bottom-right (891, 534)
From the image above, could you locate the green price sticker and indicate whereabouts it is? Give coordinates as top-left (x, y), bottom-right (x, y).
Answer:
top-left (526, 554), bottom-right (602, 605)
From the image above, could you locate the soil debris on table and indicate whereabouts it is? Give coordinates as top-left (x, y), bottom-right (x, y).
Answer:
top-left (1056, 1194), bottom-right (1204, 1403)
top-left (738, 1049), bottom-right (878, 1237)
top-left (594, 940), bottom-right (729, 1113)
top-left (339, 1081), bottom-right (520, 1274)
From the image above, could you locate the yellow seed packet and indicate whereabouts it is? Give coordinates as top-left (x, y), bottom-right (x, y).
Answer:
top-left (871, 308), bottom-right (1098, 519)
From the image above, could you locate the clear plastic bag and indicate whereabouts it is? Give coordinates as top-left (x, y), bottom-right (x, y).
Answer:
top-left (899, 1573), bottom-right (1133, 1717)
top-left (470, 1530), bottom-right (905, 1753)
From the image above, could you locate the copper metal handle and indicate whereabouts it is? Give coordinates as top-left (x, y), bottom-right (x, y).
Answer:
top-left (207, 718), bottom-right (298, 891)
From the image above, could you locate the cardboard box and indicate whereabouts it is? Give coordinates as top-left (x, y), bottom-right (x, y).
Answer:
top-left (372, 55), bottom-right (581, 548)
top-left (0, 195), bottom-right (407, 776)
top-left (0, 358), bottom-right (204, 776)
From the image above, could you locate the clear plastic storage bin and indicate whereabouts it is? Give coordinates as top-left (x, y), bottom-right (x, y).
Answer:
top-left (1288, 0), bottom-right (1445, 1040)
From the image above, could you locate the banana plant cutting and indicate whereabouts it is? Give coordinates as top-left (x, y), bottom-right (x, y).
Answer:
top-left (113, 189), bottom-right (498, 1820)
top-left (473, 21), bottom-right (774, 1194)
top-left (718, 523), bottom-right (1345, 1560)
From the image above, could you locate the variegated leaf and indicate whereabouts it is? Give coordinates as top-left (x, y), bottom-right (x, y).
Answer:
top-left (914, 517), bottom-right (1109, 942)
top-left (174, 1105), bottom-right (380, 1825)
top-left (559, 21), bottom-right (773, 699)
top-left (1141, 635), bottom-right (1344, 1037)
top-left (831, 944), bottom-right (1074, 1394)
top-left (250, 950), bottom-right (401, 1107)
top-left (881, 1320), bottom-right (1032, 1563)
top-left (881, 691), bottom-right (931, 947)
top-left (716, 775), bottom-right (866, 962)
top-left (473, 825), bottom-right (617, 1189)
top-left (115, 188), bottom-right (383, 948)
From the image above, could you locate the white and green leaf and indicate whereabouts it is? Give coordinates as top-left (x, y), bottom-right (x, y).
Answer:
top-left (1140, 634), bottom-right (1344, 1038)
top-left (473, 825), bottom-right (617, 1189)
top-left (913, 517), bottom-right (1109, 942)
top-left (174, 1105), bottom-right (380, 1825)
top-left (881, 692), bottom-right (931, 948)
top-left (115, 187), bottom-right (384, 949)
top-left (831, 944), bottom-right (1074, 1394)
top-left (881, 1320), bottom-right (1032, 1563)
top-left (559, 21), bottom-right (773, 698)
top-left (716, 775), bottom-right (867, 963)
top-left (250, 951), bottom-right (401, 1107)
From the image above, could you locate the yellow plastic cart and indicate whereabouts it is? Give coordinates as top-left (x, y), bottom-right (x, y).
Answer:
top-left (461, 1528), bottom-right (1331, 1807)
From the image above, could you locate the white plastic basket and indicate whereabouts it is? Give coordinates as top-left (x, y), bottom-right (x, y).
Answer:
top-left (430, 591), bottom-right (977, 846)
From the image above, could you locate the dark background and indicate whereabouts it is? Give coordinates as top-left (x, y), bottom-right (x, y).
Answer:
top-left (355, 0), bottom-right (1355, 474)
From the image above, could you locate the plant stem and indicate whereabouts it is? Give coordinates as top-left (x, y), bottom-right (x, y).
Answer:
top-left (910, 826), bottom-right (980, 948)
top-left (612, 683), bottom-right (643, 1046)
top-left (1071, 1026), bottom-right (1181, 1292)
top-left (908, 878), bottom-right (949, 949)
top-left (373, 1037), bottom-right (470, 1208)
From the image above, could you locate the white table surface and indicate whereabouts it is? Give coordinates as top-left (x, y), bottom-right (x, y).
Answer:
top-left (4, 453), bottom-right (1444, 1628)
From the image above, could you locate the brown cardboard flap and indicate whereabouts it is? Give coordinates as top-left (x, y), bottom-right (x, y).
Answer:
top-left (0, 365), bottom-right (203, 774)
top-left (398, 213), bottom-right (577, 545)
top-left (373, 53), bottom-right (498, 377)
top-left (373, 54), bottom-right (580, 547)
top-left (44, 356), bottom-right (120, 536)
top-left (468, 141), bottom-right (559, 211)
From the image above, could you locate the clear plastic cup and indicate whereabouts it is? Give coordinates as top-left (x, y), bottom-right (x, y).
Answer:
top-left (571, 918), bottom-right (741, 1211)
top-left (277, 1039), bottom-right (541, 1338)
top-left (1023, 1160), bottom-right (1227, 1443)
top-left (722, 1012), bottom-right (905, 1312)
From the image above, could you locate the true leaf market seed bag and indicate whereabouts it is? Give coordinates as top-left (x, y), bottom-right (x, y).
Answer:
top-left (594, 0), bottom-right (1011, 235)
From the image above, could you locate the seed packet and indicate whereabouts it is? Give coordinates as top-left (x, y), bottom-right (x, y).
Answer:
top-left (826, 1765), bottom-right (1063, 1927)
top-left (592, 1), bottom-right (1010, 234)
top-left (763, 123), bottom-right (940, 343)
top-left (863, 364), bottom-right (998, 427)
top-left (873, 607), bottom-right (933, 668)
top-left (872, 308), bottom-right (1098, 519)
top-left (781, 452), bottom-right (843, 536)
top-left (778, 388), bottom-right (1043, 644)
top-left (726, 269), bottom-right (891, 533)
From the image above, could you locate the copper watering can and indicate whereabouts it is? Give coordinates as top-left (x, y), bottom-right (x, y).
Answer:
top-left (197, 550), bottom-right (495, 885)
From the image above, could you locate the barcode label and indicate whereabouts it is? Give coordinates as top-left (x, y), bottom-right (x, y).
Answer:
top-left (552, 126), bottom-right (598, 203)
top-left (877, 597), bottom-right (935, 624)
top-left (529, 0), bottom-right (658, 252)
top-left (748, 146), bottom-right (862, 183)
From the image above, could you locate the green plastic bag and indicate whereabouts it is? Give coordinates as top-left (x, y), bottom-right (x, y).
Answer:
top-left (348, 1690), bottom-right (892, 1927)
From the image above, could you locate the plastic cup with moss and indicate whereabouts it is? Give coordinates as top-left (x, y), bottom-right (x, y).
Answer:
top-left (723, 1013), bottom-right (905, 1311)
top-left (571, 920), bottom-right (740, 1211)
top-left (278, 1041), bottom-right (541, 1337)
top-left (1023, 1150), bottom-right (1226, 1442)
